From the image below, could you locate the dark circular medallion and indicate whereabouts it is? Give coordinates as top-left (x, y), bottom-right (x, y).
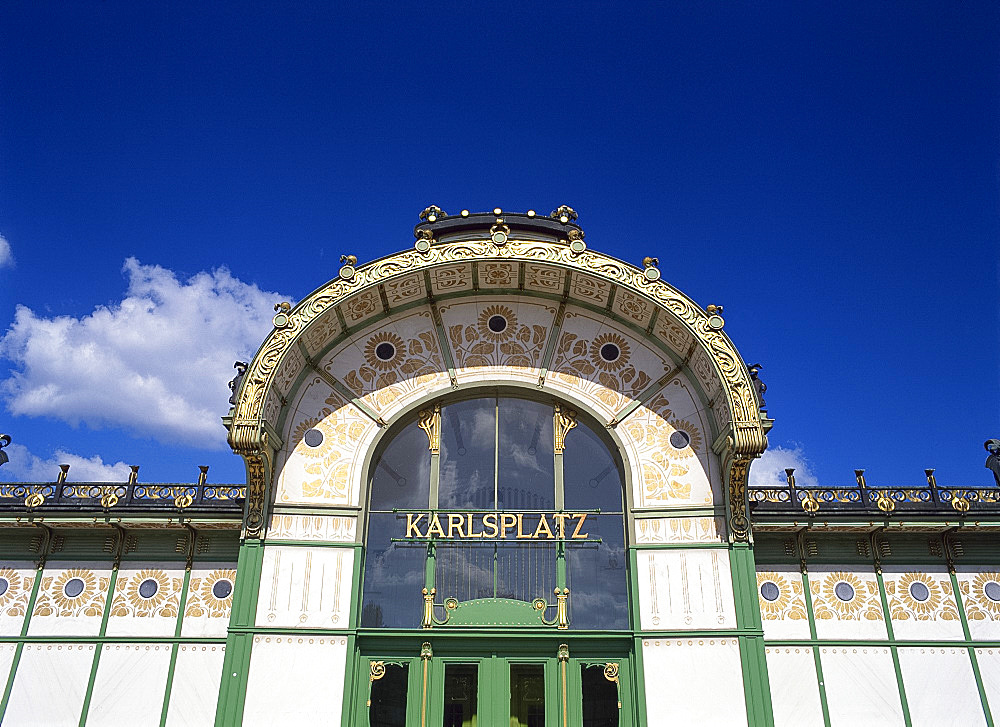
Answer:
top-left (64, 578), bottom-right (85, 598)
top-left (138, 578), bottom-right (159, 599)
top-left (985, 581), bottom-right (1000, 603)
top-left (213, 579), bottom-right (233, 600)
top-left (0, 578), bottom-right (8, 597)
top-left (670, 431), bottom-right (691, 449)
top-left (304, 428), bottom-right (324, 448)
top-left (487, 315), bottom-right (508, 333)
top-left (599, 343), bottom-right (621, 362)
top-left (760, 581), bottom-right (781, 602)
top-left (908, 581), bottom-right (930, 603)
top-left (374, 342), bottom-right (396, 361)
top-left (834, 581), bottom-right (855, 602)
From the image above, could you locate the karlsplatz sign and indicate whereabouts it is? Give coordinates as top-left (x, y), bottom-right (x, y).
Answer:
top-left (402, 512), bottom-right (592, 540)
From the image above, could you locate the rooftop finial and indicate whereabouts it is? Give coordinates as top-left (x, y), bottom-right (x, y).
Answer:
top-left (0, 434), bottom-right (10, 468)
top-left (419, 205), bottom-right (446, 223)
top-left (986, 439), bottom-right (1000, 486)
top-left (550, 205), bottom-right (577, 224)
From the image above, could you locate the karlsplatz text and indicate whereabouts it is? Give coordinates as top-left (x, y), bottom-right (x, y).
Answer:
top-left (403, 512), bottom-right (590, 540)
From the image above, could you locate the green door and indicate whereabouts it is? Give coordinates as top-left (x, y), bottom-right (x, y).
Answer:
top-left (361, 643), bottom-right (631, 727)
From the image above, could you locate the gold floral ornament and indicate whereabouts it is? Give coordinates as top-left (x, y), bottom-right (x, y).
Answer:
top-left (666, 419), bottom-right (703, 459)
top-left (364, 331), bottom-right (406, 372)
top-left (0, 568), bottom-right (32, 617)
top-left (964, 572), bottom-right (1000, 620)
top-left (812, 571), bottom-right (882, 621)
top-left (477, 305), bottom-right (517, 342)
top-left (886, 572), bottom-right (958, 621)
top-left (447, 304), bottom-right (547, 369)
top-left (756, 571), bottom-right (807, 621)
top-left (185, 569), bottom-right (237, 619)
top-left (110, 569), bottom-right (180, 618)
top-left (34, 569), bottom-right (108, 618)
top-left (589, 333), bottom-right (631, 372)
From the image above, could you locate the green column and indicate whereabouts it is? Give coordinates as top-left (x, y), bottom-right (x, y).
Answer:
top-left (729, 543), bottom-right (774, 727)
top-left (214, 538), bottom-right (265, 727)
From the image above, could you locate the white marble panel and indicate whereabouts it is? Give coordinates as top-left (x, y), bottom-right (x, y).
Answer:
top-left (975, 648), bottom-right (1000, 719)
top-left (642, 638), bottom-right (747, 726)
top-left (819, 646), bottom-right (904, 726)
top-left (634, 516), bottom-right (725, 544)
top-left (757, 567), bottom-right (811, 640)
top-left (956, 568), bottom-right (1000, 640)
top-left (636, 548), bottom-right (737, 630)
top-left (87, 643), bottom-right (173, 726)
top-left (765, 647), bottom-right (824, 727)
top-left (105, 563), bottom-right (185, 637)
top-left (809, 566), bottom-right (887, 640)
top-left (897, 646), bottom-right (986, 727)
top-left (883, 567), bottom-right (964, 641)
top-left (243, 635), bottom-right (348, 727)
top-left (181, 563), bottom-right (237, 638)
top-left (0, 643), bottom-right (16, 694)
top-left (256, 546), bottom-right (355, 628)
top-left (165, 644), bottom-right (226, 727)
top-left (28, 561), bottom-right (112, 636)
top-left (0, 562), bottom-right (37, 636)
top-left (5, 643), bottom-right (95, 724)
top-left (267, 513), bottom-right (358, 542)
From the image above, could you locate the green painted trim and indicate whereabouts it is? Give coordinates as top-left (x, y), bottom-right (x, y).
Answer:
top-left (729, 545), bottom-right (772, 725)
top-left (215, 539), bottom-right (265, 727)
top-left (800, 571), bottom-right (832, 726)
top-left (950, 569), bottom-right (994, 726)
top-left (78, 565), bottom-right (119, 726)
top-left (339, 634), bottom-right (357, 727)
top-left (875, 568), bottom-right (912, 726)
top-left (631, 636), bottom-right (648, 727)
top-left (0, 562), bottom-right (44, 721)
top-left (158, 567), bottom-right (193, 726)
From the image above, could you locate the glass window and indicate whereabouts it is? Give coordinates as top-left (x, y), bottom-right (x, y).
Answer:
top-left (581, 665), bottom-right (619, 727)
top-left (369, 420), bottom-right (430, 511)
top-left (369, 663), bottom-right (408, 727)
top-left (440, 399), bottom-right (497, 509)
top-left (563, 422), bottom-right (623, 513)
top-left (498, 399), bottom-right (554, 510)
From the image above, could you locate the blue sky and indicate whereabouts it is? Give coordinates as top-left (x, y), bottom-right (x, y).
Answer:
top-left (0, 3), bottom-right (997, 487)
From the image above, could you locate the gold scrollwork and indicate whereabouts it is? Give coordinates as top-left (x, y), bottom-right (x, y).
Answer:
top-left (876, 492), bottom-right (895, 514)
top-left (553, 404), bottom-right (577, 454)
top-left (603, 662), bottom-right (619, 683)
top-left (421, 587), bottom-right (435, 629)
top-left (801, 491), bottom-right (820, 514)
top-left (952, 496), bottom-right (971, 515)
top-left (417, 405), bottom-right (441, 453)
top-left (370, 661), bottom-right (386, 682)
top-left (24, 492), bottom-right (45, 509)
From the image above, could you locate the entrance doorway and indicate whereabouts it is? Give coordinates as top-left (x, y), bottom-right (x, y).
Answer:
top-left (360, 640), bottom-right (631, 727)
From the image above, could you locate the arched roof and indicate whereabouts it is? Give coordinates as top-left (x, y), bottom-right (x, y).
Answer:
top-left (227, 207), bottom-right (768, 540)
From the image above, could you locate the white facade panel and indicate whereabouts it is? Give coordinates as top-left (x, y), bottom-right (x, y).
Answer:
top-left (87, 643), bottom-right (173, 727)
top-left (820, 646), bottom-right (904, 726)
top-left (255, 545), bottom-right (354, 629)
top-left (0, 562), bottom-right (36, 636)
top-left (165, 644), bottom-right (226, 727)
top-left (765, 647), bottom-right (824, 727)
top-left (642, 638), bottom-right (747, 726)
top-left (757, 567), bottom-right (811, 640)
top-left (27, 561), bottom-right (112, 637)
top-left (181, 563), bottom-right (237, 638)
top-left (882, 567), bottom-right (964, 641)
top-left (4, 643), bottom-right (95, 725)
top-left (809, 566), bottom-right (887, 641)
top-left (243, 635), bottom-right (348, 727)
top-left (897, 646), bottom-right (985, 727)
top-left (637, 548), bottom-right (737, 630)
top-left (957, 568), bottom-right (1000, 641)
top-left (105, 563), bottom-right (185, 637)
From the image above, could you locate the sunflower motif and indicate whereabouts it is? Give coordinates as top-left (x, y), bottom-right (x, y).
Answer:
top-left (893, 572), bottom-right (945, 618)
top-left (47, 568), bottom-right (103, 617)
top-left (185, 569), bottom-right (237, 619)
top-left (363, 331), bottom-right (406, 371)
top-left (665, 419), bottom-right (703, 459)
top-left (756, 572), bottom-right (792, 618)
top-left (0, 568), bottom-right (26, 614)
top-left (115, 569), bottom-right (175, 617)
top-left (971, 572), bottom-right (1000, 617)
top-left (477, 305), bottom-right (517, 342)
top-left (819, 571), bottom-right (870, 619)
top-left (292, 416), bottom-right (337, 460)
top-left (589, 333), bottom-right (631, 372)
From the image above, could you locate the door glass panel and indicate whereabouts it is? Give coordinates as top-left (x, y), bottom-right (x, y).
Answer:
top-left (440, 399), bottom-right (497, 509)
top-left (581, 665), bottom-right (619, 727)
top-left (510, 664), bottom-right (545, 727)
top-left (567, 514), bottom-right (628, 629)
top-left (369, 663), bottom-right (408, 727)
top-left (443, 663), bottom-right (478, 727)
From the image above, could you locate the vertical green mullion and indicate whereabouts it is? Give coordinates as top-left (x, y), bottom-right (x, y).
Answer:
top-left (78, 563), bottom-right (120, 726)
top-left (215, 538), bottom-right (264, 727)
top-left (631, 635), bottom-right (648, 727)
top-left (0, 562), bottom-right (45, 720)
top-left (729, 544), bottom-right (773, 727)
top-left (875, 569), bottom-right (912, 726)
top-left (158, 566), bottom-right (193, 726)
top-left (800, 570), bottom-right (832, 727)
top-left (950, 569), bottom-right (995, 725)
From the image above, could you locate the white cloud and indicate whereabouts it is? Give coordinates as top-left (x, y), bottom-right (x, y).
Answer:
top-left (749, 444), bottom-right (819, 488)
top-left (0, 235), bottom-right (12, 268)
top-left (0, 258), bottom-right (288, 448)
top-left (0, 442), bottom-right (130, 482)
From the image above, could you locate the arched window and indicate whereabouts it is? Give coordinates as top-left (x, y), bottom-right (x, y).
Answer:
top-left (360, 394), bottom-right (628, 630)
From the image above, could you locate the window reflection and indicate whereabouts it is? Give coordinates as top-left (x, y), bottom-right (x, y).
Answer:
top-left (440, 399), bottom-right (496, 509)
